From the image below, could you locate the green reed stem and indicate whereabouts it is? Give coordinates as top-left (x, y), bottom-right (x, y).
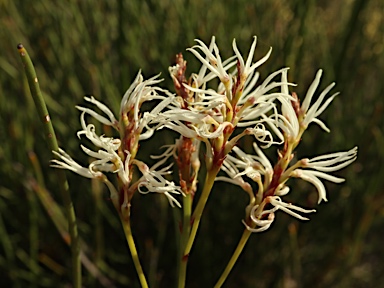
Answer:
top-left (120, 217), bottom-right (149, 288)
top-left (178, 193), bottom-right (192, 288)
top-left (214, 228), bottom-right (252, 288)
top-left (17, 44), bottom-right (81, 288)
top-left (183, 167), bottom-right (219, 258)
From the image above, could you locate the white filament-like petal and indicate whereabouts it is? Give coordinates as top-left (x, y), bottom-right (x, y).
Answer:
top-left (51, 149), bottom-right (102, 179)
top-left (232, 36), bottom-right (272, 80)
top-left (301, 69), bottom-right (323, 113)
top-left (77, 112), bottom-right (121, 151)
top-left (291, 168), bottom-right (346, 203)
top-left (78, 96), bottom-right (118, 126)
top-left (304, 147), bottom-right (358, 172)
top-left (269, 196), bottom-right (316, 220)
top-left (134, 161), bottom-right (182, 208)
top-left (187, 39), bottom-right (231, 85)
top-left (242, 215), bottom-right (274, 233)
top-left (299, 70), bottom-right (339, 132)
top-left (76, 106), bottom-right (114, 127)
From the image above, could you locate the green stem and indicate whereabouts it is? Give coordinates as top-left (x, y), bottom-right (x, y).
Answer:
top-left (214, 228), bottom-right (252, 288)
top-left (183, 167), bottom-right (219, 257)
top-left (178, 193), bottom-right (193, 288)
top-left (120, 217), bottom-right (149, 288)
top-left (17, 44), bottom-right (81, 288)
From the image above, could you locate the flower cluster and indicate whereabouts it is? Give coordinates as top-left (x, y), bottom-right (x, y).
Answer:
top-left (52, 36), bottom-right (357, 233)
top-left (216, 67), bottom-right (358, 232)
top-left (51, 72), bottom-right (182, 218)
top-left (165, 37), bottom-right (355, 232)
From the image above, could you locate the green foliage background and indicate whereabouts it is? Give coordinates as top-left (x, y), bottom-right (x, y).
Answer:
top-left (0, 0), bottom-right (383, 287)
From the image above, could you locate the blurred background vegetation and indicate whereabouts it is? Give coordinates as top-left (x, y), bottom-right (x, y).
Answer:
top-left (1, 0), bottom-right (383, 287)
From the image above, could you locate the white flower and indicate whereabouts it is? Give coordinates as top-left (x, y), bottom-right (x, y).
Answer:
top-left (52, 117), bottom-right (128, 184)
top-left (301, 70), bottom-right (339, 132)
top-left (232, 36), bottom-right (272, 82)
top-left (158, 37), bottom-right (292, 152)
top-left (221, 143), bottom-right (272, 180)
top-left (242, 212), bottom-right (275, 233)
top-left (52, 71), bottom-right (183, 209)
top-left (268, 196), bottom-right (316, 220)
top-left (187, 37), bottom-right (234, 86)
top-left (51, 148), bottom-right (120, 207)
top-left (76, 96), bottom-right (118, 128)
top-left (134, 160), bottom-right (182, 208)
top-left (120, 72), bottom-right (163, 115)
top-left (51, 148), bottom-right (103, 179)
top-left (277, 69), bottom-right (339, 141)
top-left (243, 196), bottom-right (316, 233)
top-left (217, 142), bottom-right (274, 203)
top-left (291, 147), bottom-right (358, 203)
top-left (215, 153), bottom-right (254, 195)
top-left (157, 97), bottom-right (231, 140)
top-left (76, 112), bottom-right (121, 151)
top-left (119, 71), bottom-right (176, 141)
top-left (274, 70), bottom-right (300, 139)
top-left (187, 37), bottom-right (237, 88)
top-left (302, 146), bottom-right (358, 172)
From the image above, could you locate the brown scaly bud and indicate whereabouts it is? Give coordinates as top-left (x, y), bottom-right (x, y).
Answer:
top-left (291, 92), bottom-right (301, 117)
top-left (176, 137), bottom-right (198, 196)
top-left (171, 53), bottom-right (190, 105)
top-left (232, 59), bottom-right (243, 96)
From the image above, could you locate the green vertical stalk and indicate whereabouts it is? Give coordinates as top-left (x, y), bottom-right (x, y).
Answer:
top-left (214, 228), bottom-right (252, 288)
top-left (183, 167), bottom-right (220, 257)
top-left (120, 217), bottom-right (149, 288)
top-left (177, 193), bottom-right (192, 288)
top-left (17, 44), bottom-right (81, 288)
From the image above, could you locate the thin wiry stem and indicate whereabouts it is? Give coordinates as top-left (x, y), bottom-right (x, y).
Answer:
top-left (183, 167), bottom-right (220, 257)
top-left (17, 44), bottom-right (81, 288)
top-left (120, 217), bottom-right (149, 288)
top-left (214, 228), bottom-right (252, 288)
top-left (178, 193), bottom-right (192, 288)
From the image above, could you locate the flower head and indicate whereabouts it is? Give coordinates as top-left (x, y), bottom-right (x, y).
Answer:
top-left (218, 140), bottom-right (357, 233)
top-left (52, 72), bottom-right (181, 215)
top-left (155, 37), bottom-right (293, 173)
top-left (274, 69), bottom-right (339, 143)
top-left (291, 146), bottom-right (358, 203)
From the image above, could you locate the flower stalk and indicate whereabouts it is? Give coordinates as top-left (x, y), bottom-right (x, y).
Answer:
top-left (214, 229), bottom-right (252, 288)
top-left (120, 216), bottom-right (149, 288)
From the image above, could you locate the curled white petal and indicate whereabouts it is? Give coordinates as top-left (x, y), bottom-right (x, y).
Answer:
top-left (77, 112), bottom-right (121, 151)
top-left (304, 147), bottom-right (358, 172)
top-left (76, 96), bottom-right (118, 127)
top-left (51, 148), bottom-right (102, 179)
top-left (242, 214), bottom-right (274, 233)
top-left (291, 169), bottom-right (344, 203)
top-left (187, 38), bottom-right (232, 85)
top-left (268, 196), bottom-right (316, 220)
top-left (301, 70), bottom-right (338, 132)
top-left (134, 161), bottom-right (182, 208)
top-left (232, 36), bottom-right (272, 81)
